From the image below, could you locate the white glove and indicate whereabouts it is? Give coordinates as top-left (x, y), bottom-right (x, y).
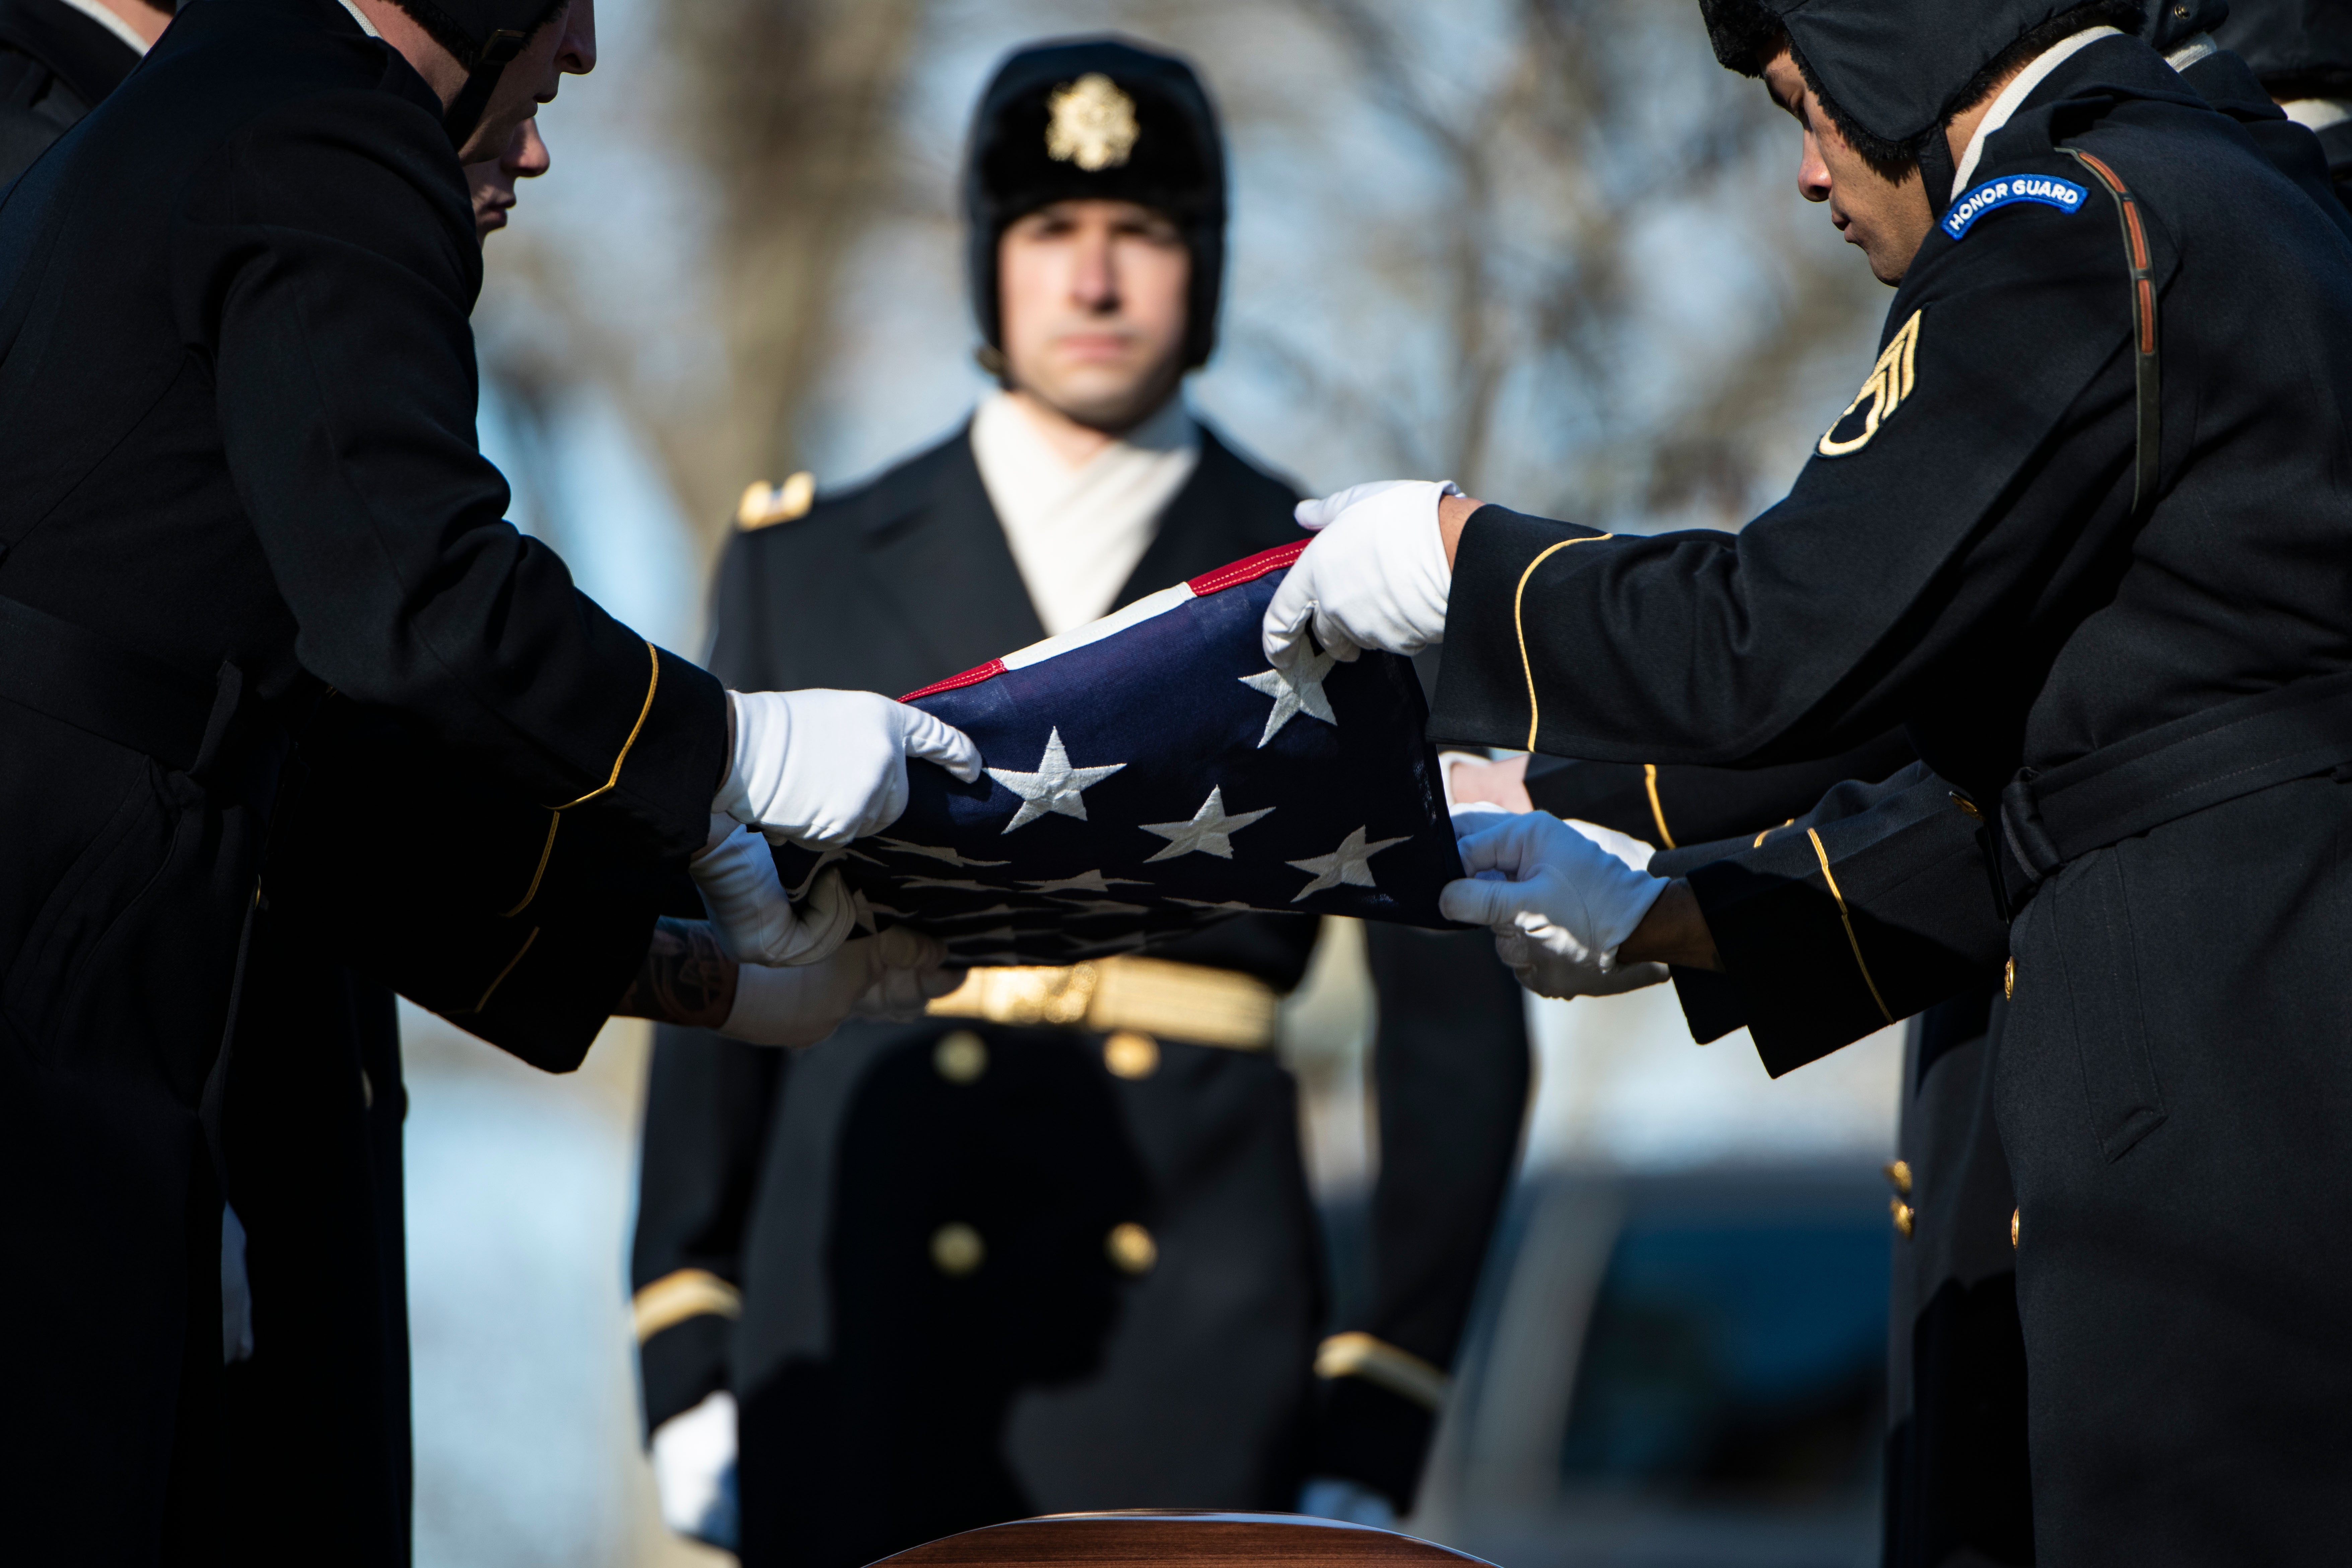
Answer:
top-left (650, 1390), bottom-right (738, 1550)
top-left (853, 927), bottom-right (964, 1023)
top-left (689, 816), bottom-right (856, 966)
top-left (1296, 1475), bottom-right (1397, 1529)
top-left (718, 927), bottom-right (955, 1047)
top-left (1261, 480), bottom-right (1459, 669)
top-left (715, 689), bottom-right (982, 850)
top-left (1441, 810), bottom-right (1671, 999)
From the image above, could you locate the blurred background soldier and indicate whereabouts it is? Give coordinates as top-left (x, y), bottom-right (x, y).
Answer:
top-left (0, 0), bottom-right (164, 183)
top-left (629, 37), bottom-right (1529, 1567)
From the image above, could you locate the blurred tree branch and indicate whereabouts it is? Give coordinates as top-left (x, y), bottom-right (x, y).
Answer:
top-left (657, 0), bottom-right (928, 547)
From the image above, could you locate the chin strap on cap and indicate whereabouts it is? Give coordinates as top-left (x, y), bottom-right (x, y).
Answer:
top-left (443, 27), bottom-right (526, 150)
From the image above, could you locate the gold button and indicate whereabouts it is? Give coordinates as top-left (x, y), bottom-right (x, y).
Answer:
top-left (2004, 957), bottom-right (2015, 999)
top-left (2011, 1208), bottom-right (2020, 1250)
top-left (930, 1222), bottom-right (985, 1276)
top-left (1890, 1198), bottom-right (1915, 1239)
top-left (1106, 1222), bottom-right (1157, 1275)
top-left (1103, 1030), bottom-right (1159, 1080)
top-left (934, 1030), bottom-right (988, 1084)
top-left (1884, 1159), bottom-right (1912, 1197)
top-left (1949, 791), bottom-right (1983, 820)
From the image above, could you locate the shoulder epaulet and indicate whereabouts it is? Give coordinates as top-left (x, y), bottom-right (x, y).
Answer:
top-left (736, 472), bottom-right (816, 531)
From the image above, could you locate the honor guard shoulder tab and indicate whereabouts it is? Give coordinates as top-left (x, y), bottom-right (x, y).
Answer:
top-left (738, 472), bottom-right (816, 530)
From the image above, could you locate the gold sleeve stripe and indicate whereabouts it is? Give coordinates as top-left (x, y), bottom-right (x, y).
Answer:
top-left (1807, 828), bottom-right (1893, 1026)
top-left (633, 1268), bottom-right (743, 1344)
top-left (500, 810), bottom-right (564, 919)
top-left (554, 640), bottom-right (661, 811)
top-left (1512, 534), bottom-right (1613, 751)
top-left (1754, 816), bottom-right (1795, 848)
top-left (462, 926), bottom-right (540, 1015)
top-left (1642, 763), bottom-right (1677, 850)
top-left (1315, 1331), bottom-right (1450, 1411)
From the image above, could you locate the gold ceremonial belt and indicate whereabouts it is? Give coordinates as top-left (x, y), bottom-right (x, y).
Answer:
top-left (927, 954), bottom-right (1279, 1051)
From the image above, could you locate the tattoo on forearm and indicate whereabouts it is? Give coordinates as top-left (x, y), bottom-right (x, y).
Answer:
top-left (618, 917), bottom-right (739, 1027)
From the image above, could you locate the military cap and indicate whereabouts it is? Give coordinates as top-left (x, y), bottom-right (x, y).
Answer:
top-left (963, 37), bottom-right (1229, 369)
top-left (1697, 0), bottom-right (2150, 179)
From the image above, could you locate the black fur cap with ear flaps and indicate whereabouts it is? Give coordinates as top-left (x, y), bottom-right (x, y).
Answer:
top-left (389, 0), bottom-right (570, 148)
top-left (962, 37), bottom-right (1229, 372)
top-left (2218, 0), bottom-right (2352, 97)
top-left (1698, 0), bottom-right (2152, 167)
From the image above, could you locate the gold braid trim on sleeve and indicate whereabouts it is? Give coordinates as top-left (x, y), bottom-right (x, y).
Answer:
top-left (1642, 763), bottom-right (1677, 850)
top-left (1807, 828), bottom-right (1894, 1026)
top-left (554, 640), bottom-right (661, 811)
top-left (500, 810), bottom-right (564, 919)
top-left (1512, 536), bottom-right (1613, 751)
top-left (1315, 1331), bottom-right (1451, 1411)
top-left (460, 926), bottom-right (540, 1015)
top-left (632, 1268), bottom-right (744, 1344)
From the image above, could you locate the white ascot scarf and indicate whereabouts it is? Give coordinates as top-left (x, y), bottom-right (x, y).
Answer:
top-left (971, 389), bottom-right (1200, 637)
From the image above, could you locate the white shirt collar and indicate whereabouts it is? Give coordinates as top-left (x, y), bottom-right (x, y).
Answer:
top-left (969, 390), bottom-right (1201, 637)
top-left (2281, 97), bottom-right (2352, 131)
top-left (56, 0), bottom-right (152, 56)
top-left (337, 0), bottom-right (383, 39)
top-left (2162, 32), bottom-right (2219, 73)
top-left (1953, 25), bottom-right (2123, 194)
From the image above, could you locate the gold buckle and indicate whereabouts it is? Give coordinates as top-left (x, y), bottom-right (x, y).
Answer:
top-left (927, 956), bottom-right (1277, 1050)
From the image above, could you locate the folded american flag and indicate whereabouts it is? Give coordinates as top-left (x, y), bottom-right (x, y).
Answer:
top-left (773, 542), bottom-right (1463, 965)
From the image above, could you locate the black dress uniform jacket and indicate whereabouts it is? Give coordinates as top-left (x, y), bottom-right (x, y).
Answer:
top-left (0, 0), bottom-right (134, 184)
top-left (0, 0), bottom-right (722, 1557)
top-left (1434, 35), bottom-right (2352, 1563)
top-left (633, 423), bottom-right (1529, 1567)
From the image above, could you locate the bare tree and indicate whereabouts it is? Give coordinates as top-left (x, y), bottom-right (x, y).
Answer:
top-left (480, 0), bottom-right (932, 572)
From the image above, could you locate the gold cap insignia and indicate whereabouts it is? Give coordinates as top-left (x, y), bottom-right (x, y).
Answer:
top-left (1046, 74), bottom-right (1139, 172)
top-left (1817, 307), bottom-right (1922, 458)
top-left (737, 471), bottom-right (815, 530)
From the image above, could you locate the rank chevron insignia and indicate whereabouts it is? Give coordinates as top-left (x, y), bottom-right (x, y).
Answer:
top-left (1817, 308), bottom-right (1923, 458)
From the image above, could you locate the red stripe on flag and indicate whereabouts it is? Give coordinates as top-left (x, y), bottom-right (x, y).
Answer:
top-left (1187, 539), bottom-right (1309, 596)
top-left (901, 658), bottom-right (1007, 702)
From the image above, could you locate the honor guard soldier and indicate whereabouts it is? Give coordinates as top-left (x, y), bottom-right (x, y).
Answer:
top-left (1451, 6), bottom-right (2352, 1563)
top-left (0, 0), bottom-right (976, 1557)
top-left (1272, 0), bottom-right (2352, 1559)
top-left (628, 40), bottom-right (1530, 1566)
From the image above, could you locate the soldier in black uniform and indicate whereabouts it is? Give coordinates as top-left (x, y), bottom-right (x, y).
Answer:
top-left (0, 0), bottom-right (978, 1558)
top-left (1454, 10), bottom-right (2352, 1565)
top-left (628, 40), bottom-right (1530, 1566)
top-left (1277, 1), bottom-right (2352, 1559)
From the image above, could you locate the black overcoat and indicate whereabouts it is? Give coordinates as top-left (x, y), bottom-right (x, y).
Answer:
top-left (631, 424), bottom-right (1530, 1567)
top-left (0, 0), bottom-right (720, 1556)
top-left (1433, 36), bottom-right (2352, 1561)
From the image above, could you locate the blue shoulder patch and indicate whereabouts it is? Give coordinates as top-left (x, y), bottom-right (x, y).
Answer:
top-left (1940, 173), bottom-right (2089, 241)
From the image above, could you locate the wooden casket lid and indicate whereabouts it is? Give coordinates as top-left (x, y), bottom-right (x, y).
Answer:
top-left (869, 1511), bottom-right (1498, 1568)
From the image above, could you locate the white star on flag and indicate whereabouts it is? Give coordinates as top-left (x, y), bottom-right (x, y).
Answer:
top-left (1288, 826), bottom-right (1410, 902)
top-left (1140, 786), bottom-right (1276, 862)
top-left (1022, 869), bottom-right (1151, 895)
top-left (987, 726), bottom-right (1127, 832)
top-left (1239, 650), bottom-right (1337, 747)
